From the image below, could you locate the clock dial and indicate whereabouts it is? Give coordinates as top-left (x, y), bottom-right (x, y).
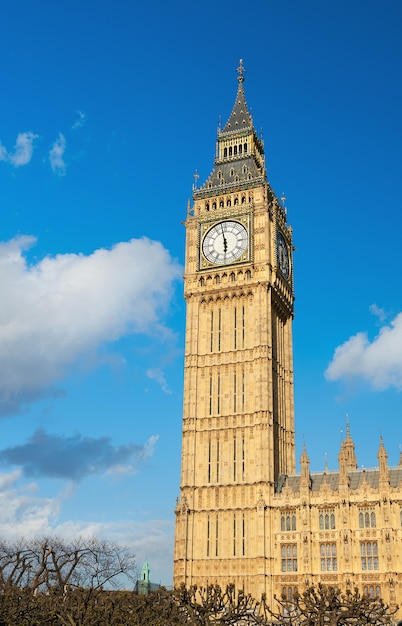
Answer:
top-left (277, 232), bottom-right (290, 279)
top-left (202, 220), bottom-right (248, 265)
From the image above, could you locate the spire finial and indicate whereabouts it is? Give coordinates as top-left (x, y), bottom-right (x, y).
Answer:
top-left (237, 59), bottom-right (245, 82)
top-left (345, 413), bottom-right (350, 437)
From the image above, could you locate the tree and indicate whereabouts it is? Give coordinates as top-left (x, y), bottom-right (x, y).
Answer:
top-left (173, 583), bottom-right (269, 625)
top-left (269, 584), bottom-right (397, 626)
top-left (0, 537), bottom-right (137, 593)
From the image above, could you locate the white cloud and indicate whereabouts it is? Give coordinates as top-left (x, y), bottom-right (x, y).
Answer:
top-left (49, 132), bottom-right (67, 175)
top-left (0, 470), bottom-right (61, 537)
top-left (369, 303), bottom-right (387, 322)
top-left (0, 235), bottom-right (181, 415)
top-left (72, 110), bottom-right (87, 130)
top-left (0, 132), bottom-right (38, 167)
top-left (146, 368), bottom-right (172, 394)
top-left (325, 312), bottom-right (402, 390)
top-left (0, 471), bottom-right (174, 584)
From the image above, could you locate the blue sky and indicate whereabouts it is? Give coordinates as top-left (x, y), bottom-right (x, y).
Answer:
top-left (0, 0), bottom-right (402, 586)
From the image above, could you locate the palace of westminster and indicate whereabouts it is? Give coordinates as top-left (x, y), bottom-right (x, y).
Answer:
top-left (173, 62), bottom-right (402, 611)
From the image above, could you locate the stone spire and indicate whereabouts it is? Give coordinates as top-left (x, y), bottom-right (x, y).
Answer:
top-left (378, 436), bottom-right (390, 487)
top-left (338, 419), bottom-right (357, 487)
top-left (300, 443), bottom-right (311, 490)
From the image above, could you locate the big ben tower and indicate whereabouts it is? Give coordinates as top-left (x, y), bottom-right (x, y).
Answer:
top-left (174, 61), bottom-right (295, 599)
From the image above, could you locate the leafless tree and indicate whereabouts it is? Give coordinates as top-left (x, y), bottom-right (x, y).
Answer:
top-left (174, 583), bottom-right (270, 625)
top-left (269, 583), bottom-right (397, 626)
top-left (0, 537), bottom-right (137, 593)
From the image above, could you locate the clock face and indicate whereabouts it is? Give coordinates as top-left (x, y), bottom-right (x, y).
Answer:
top-left (202, 220), bottom-right (248, 265)
top-left (277, 232), bottom-right (290, 279)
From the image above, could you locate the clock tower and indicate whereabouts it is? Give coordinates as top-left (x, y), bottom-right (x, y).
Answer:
top-left (174, 61), bottom-right (295, 598)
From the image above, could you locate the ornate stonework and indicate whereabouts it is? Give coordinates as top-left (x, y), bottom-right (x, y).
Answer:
top-left (173, 62), bottom-right (402, 616)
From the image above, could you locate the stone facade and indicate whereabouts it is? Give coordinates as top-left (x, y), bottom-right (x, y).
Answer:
top-left (173, 62), bottom-right (402, 615)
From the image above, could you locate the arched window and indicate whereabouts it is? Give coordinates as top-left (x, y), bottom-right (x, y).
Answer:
top-left (230, 168), bottom-right (234, 177)
top-left (230, 273), bottom-right (236, 282)
top-left (227, 199), bottom-right (231, 207)
top-left (330, 513), bottom-right (335, 529)
top-left (319, 514), bottom-right (324, 530)
top-left (234, 197), bottom-right (239, 205)
top-left (220, 200), bottom-right (224, 208)
top-left (245, 270), bottom-right (252, 280)
top-left (371, 512), bottom-right (376, 528)
top-left (224, 147), bottom-right (227, 157)
top-left (241, 196), bottom-right (246, 204)
top-left (286, 516), bottom-right (291, 531)
top-left (229, 146), bottom-right (232, 156)
top-left (365, 512), bottom-right (370, 528)
top-left (199, 277), bottom-right (205, 287)
top-left (359, 512), bottom-right (364, 528)
top-left (244, 142), bottom-right (248, 153)
top-left (234, 145), bottom-right (237, 155)
top-left (215, 275), bottom-right (220, 285)
top-left (292, 515), bottom-right (296, 530)
top-left (281, 516), bottom-right (285, 532)
top-left (239, 144), bottom-right (242, 154)
top-left (212, 202), bottom-right (217, 210)
top-left (206, 202), bottom-right (210, 211)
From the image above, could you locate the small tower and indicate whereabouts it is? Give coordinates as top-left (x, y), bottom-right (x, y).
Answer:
top-left (139, 560), bottom-right (151, 595)
top-left (338, 420), bottom-right (357, 487)
top-left (378, 436), bottom-right (390, 489)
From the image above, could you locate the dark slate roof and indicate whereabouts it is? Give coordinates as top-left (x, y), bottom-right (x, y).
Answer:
top-left (196, 156), bottom-right (264, 197)
top-left (277, 467), bottom-right (402, 493)
top-left (221, 69), bottom-right (253, 136)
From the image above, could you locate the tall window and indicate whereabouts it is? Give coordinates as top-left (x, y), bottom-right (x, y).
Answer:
top-left (210, 311), bottom-right (214, 352)
top-left (209, 373), bottom-right (213, 415)
top-left (361, 541), bottom-right (379, 571)
top-left (241, 370), bottom-right (245, 411)
top-left (319, 509), bottom-right (336, 530)
top-left (233, 438), bottom-right (237, 481)
top-left (234, 307), bottom-right (237, 349)
top-left (281, 544), bottom-right (297, 572)
top-left (207, 441), bottom-right (211, 483)
top-left (217, 309), bottom-right (221, 351)
top-left (282, 587), bottom-right (297, 601)
top-left (242, 513), bottom-right (245, 556)
top-left (320, 543), bottom-right (337, 571)
top-left (217, 373), bottom-right (221, 414)
top-left (359, 509), bottom-right (376, 528)
top-left (242, 438), bottom-right (245, 480)
top-left (207, 516), bottom-right (210, 556)
top-left (363, 586), bottom-right (381, 598)
top-left (216, 440), bottom-right (220, 482)
top-left (281, 512), bottom-right (296, 532)
top-left (215, 516), bottom-right (219, 556)
top-left (233, 373), bottom-right (237, 412)
top-left (233, 514), bottom-right (236, 556)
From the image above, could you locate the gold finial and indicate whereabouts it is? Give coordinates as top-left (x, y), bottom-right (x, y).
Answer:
top-left (237, 59), bottom-right (245, 82)
top-left (281, 192), bottom-right (286, 206)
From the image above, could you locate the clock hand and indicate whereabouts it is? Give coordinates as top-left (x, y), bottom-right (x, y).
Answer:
top-left (221, 224), bottom-right (228, 253)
